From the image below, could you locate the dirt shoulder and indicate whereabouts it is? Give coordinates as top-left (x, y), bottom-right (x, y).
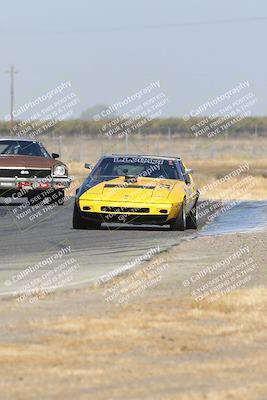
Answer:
top-left (0, 230), bottom-right (267, 400)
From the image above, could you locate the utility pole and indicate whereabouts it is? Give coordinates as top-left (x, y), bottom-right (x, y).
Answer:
top-left (5, 65), bottom-right (18, 129)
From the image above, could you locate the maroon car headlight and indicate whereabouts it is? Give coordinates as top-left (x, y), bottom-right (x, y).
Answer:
top-left (53, 165), bottom-right (67, 176)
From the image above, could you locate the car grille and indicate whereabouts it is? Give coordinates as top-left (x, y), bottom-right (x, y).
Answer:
top-left (0, 169), bottom-right (51, 178)
top-left (101, 206), bottom-right (150, 213)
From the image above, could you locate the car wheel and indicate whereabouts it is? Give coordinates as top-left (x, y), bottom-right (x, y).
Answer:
top-left (170, 202), bottom-right (186, 231)
top-left (72, 202), bottom-right (101, 230)
top-left (186, 205), bottom-right (198, 229)
top-left (72, 201), bottom-right (88, 229)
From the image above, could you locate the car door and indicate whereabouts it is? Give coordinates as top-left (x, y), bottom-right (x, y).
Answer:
top-left (177, 160), bottom-right (198, 213)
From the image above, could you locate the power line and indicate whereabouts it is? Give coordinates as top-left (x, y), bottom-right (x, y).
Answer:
top-left (1, 16), bottom-right (267, 36)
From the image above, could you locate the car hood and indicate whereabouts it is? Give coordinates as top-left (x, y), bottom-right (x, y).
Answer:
top-left (0, 155), bottom-right (62, 169)
top-left (79, 176), bottom-right (186, 203)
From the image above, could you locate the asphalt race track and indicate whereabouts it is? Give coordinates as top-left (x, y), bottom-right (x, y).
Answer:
top-left (1, 198), bottom-right (266, 298)
top-left (0, 197), bottom-right (196, 297)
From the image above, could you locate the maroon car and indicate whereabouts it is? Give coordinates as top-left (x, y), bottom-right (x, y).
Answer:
top-left (0, 138), bottom-right (71, 205)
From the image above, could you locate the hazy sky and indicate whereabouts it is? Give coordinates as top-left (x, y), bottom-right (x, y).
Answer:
top-left (1, 0), bottom-right (267, 118)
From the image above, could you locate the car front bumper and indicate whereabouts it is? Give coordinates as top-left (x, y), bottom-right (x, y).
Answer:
top-left (78, 199), bottom-right (181, 224)
top-left (0, 176), bottom-right (72, 193)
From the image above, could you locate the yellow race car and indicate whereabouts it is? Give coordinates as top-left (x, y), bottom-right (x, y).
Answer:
top-left (73, 154), bottom-right (199, 231)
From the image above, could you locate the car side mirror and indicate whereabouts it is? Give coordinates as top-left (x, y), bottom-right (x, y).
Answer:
top-left (184, 176), bottom-right (190, 185)
top-left (52, 153), bottom-right (60, 159)
top-left (84, 163), bottom-right (93, 170)
top-left (183, 169), bottom-right (192, 185)
top-left (184, 168), bottom-right (193, 175)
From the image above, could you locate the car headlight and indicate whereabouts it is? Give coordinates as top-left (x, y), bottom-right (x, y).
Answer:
top-left (53, 165), bottom-right (66, 176)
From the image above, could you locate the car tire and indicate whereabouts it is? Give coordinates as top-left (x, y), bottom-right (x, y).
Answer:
top-left (170, 202), bottom-right (186, 231)
top-left (73, 201), bottom-right (88, 229)
top-left (186, 205), bottom-right (198, 229)
top-left (72, 202), bottom-right (101, 230)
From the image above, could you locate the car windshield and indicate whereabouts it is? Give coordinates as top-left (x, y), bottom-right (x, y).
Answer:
top-left (91, 156), bottom-right (182, 180)
top-left (0, 140), bottom-right (51, 158)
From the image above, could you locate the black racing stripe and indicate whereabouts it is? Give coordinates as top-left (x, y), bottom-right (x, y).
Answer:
top-left (104, 184), bottom-right (156, 189)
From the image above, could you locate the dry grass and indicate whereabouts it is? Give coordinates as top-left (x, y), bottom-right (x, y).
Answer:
top-left (1, 287), bottom-right (267, 399)
top-left (42, 136), bottom-right (267, 165)
top-left (192, 286), bottom-right (267, 313)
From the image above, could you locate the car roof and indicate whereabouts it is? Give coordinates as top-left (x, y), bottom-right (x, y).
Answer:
top-left (0, 137), bottom-right (40, 143)
top-left (104, 154), bottom-right (181, 161)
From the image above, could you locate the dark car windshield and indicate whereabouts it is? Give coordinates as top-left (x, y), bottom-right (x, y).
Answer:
top-left (0, 140), bottom-right (51, 158)
top-left (91, 156), bottom-right (183, 180)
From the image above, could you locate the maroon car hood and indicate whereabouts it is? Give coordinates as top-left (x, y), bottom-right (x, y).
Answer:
top-left (0, 155), bottom-right (61, 169)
